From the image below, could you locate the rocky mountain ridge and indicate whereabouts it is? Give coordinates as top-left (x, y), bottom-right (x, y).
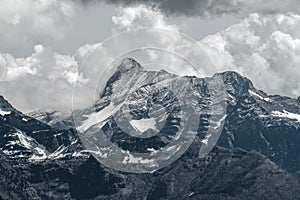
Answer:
top-left (0, 58), bottom-right (299, 199)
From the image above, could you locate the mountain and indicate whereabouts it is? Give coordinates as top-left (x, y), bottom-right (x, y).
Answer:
top-left (28, 110), bottom-right (74, 130)
top-left (73, 58), bottom-right (227, 172)
top-left (0, 58), bottom-right (300, 199)
top-left (143, 146), bottom-right (300, 200)
top-left (0, 96), bottom-right (85, 161)
top-left (216, 71), bottom-right (300, 174)
top-left (0, 152), bottom-right (40, 200)
top-left (74, 57), bottom-right (300, 174)
top-left (15, 145), bottom-right (300, 200)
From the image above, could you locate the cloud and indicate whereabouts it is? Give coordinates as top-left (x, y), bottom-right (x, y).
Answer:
top-left (84, 0), bottom-right (300, 17)
top-left (111, 5), bottom-right (177, 32)
top-left (0, 0), bottom-right (75, 35)
top-left (0, 44), bottom-right (91, 113)
top-left (0, 0), bottom-right (76, 53)
top-left (199, 13), bottom-right (300, 98)
top-left (1, 5), bottom-right (299, 114)
top-left (0, 0), bottom-right (116, 57)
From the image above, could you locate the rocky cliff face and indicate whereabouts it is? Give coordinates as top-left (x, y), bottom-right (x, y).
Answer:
top-left (216, 71), bottom-right (300, 174)
top-left (0, 152), bottom-right (40, 200)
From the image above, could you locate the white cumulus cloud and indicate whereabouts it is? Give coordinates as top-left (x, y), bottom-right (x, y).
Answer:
top-left (111, 5), bottom-right (177, 33)
top-left (0, 44), bottom-right (90, 113)
top-left (199, 13), bottom-right (300, 98)
top-left (0, 5), bottom-right (299, 114)
top-left (0, 0), bottom-right (76, 55)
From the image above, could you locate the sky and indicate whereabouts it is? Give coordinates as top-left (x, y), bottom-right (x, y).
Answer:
top-left (0, 0), bottom-right (299, 113)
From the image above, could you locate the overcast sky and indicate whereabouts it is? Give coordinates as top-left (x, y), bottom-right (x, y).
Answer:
top-left (0, 0), bottom-right (299, 113)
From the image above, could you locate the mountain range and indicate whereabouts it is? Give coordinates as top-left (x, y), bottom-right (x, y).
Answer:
top-left (0, 58), bottom-right (299, 199)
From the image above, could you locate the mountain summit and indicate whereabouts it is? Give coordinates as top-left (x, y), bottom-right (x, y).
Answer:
top-left (116, 57), bottom-right (142, 73)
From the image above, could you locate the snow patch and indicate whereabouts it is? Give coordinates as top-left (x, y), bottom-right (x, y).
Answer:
top-left (48, 145), bottom-right (68, 159)
top-left (72, 151), bottom-right (87, 157)
top-left (129, 117), bottom-right (157, 132)
top-left (147, 148), bottom-right (157, 152)
top-left (3, 130), bottom-right (48, 160)
top-left (188, 192), bottom-right (195, 197)
top-left (22, 117), bottom-right (29, 122)
top-left (32, 130), bottom-right (50, 134)
top-left (201, 134), bottom-right (212, 145)
top-left (76, 102), bottom-right (124, 132)
top-left (0, 108), bottom-right (11, 116)
top-left (249, 90), bottom-right (272, 102)
top-left (271, 110), bottom-right (300, 123)
top-left (29, 147), bottom-right (47, 161)
top-left (122, 153), bottom-right (156, 166)
top-left (8, 131), bottom-right (33, 149)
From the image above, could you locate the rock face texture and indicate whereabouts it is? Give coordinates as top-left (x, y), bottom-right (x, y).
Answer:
top-left (217, 71), bottom-right (300, 174)
top-left (0, 58), bottom-right (300, 199)
top-left (0, 152), bottom-right (39, 200)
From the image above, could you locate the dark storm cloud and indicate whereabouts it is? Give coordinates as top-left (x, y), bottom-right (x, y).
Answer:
top-left (79, 0), bottom-right (227, 16)
top-left (80, 0), bottom-right (300, 16)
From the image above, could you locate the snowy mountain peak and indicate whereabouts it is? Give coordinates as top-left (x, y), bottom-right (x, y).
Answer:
top-left (100, 58), bottom-right (144, 98)
top-left (116, 57), bottom-right (142, 73)
top-left (218, 71), bottom-right (254, 90)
